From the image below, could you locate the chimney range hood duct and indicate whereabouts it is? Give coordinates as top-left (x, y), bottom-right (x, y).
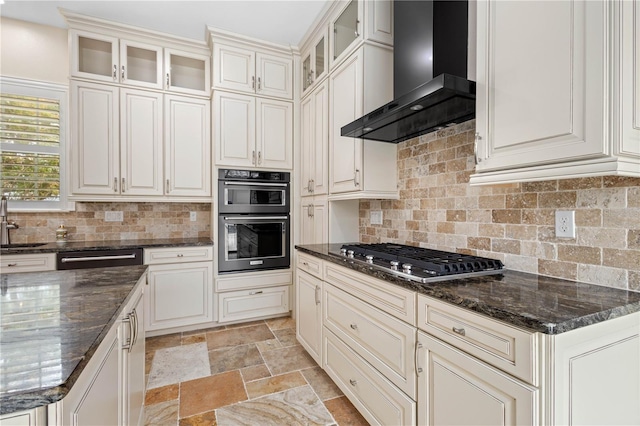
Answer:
top-left (341, 0), bottom-right (475, 144)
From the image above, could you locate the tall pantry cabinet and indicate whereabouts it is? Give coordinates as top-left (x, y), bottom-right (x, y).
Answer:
top-left (63, 11), bottom-right (212, 202)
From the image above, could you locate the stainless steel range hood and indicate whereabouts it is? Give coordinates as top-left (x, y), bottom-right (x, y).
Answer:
top-left (341, 0), bottom-right (475, 144)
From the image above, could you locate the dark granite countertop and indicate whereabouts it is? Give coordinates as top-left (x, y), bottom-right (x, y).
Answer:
top-left (1, 237), bottom-right (213, 255)
top-left (296, 244), bottom-right (640, 335)
top-left (0, 265), bottom-right (148, 415)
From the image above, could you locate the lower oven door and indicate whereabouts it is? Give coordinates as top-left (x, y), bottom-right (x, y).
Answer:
top-left (218, 215), bottom-right (290, 273)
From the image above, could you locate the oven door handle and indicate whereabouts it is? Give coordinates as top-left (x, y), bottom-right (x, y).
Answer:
top-left (223, 216), bottom-right (288, 221)
top-left (223, 181), bottom-right (288, 187)
top-left (60, 254), bottom-right (137, 263)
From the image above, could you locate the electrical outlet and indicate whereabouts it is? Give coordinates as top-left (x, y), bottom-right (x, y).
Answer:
top-left (105, 211), bottom-right (123, 222)
top-left (190, 211), bottom-right (197, 222)
top-left (370, 210), bottom-right (383, 225)
top-left (555, 210), bottom-right (576, 238)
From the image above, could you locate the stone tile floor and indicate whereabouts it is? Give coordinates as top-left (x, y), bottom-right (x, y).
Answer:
top-left (144, 317), bottom-right (369, 425)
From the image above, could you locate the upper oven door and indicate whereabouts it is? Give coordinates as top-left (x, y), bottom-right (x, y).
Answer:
top-left (218, 181), bottom-right (289, 214)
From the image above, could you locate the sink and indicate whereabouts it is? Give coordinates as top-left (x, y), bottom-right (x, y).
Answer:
top-left (1, 243), bottom-right (48, 250)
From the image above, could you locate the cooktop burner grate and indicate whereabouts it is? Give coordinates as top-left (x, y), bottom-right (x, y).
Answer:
top-left (340, 243), bottom-right (504, 277)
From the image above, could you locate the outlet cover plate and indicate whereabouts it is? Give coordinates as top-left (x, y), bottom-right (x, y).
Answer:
top-left (370, 210), bottom-right (383, 225)
top-left (105, 211), bottom-right (123, 222)
top-left (190, 211), bottom-right (197, 222)
top-left (555, 210), bottom-right (575, 238)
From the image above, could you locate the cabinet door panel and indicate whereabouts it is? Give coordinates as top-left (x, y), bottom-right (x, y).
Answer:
top-left (213, 44), bottom-right (255, 94)
top-left (256, 98), bottom-right (292, 169)
top-left (417, 331), bottom-right (537, 426)
top-left (218, 286), bottom-right (289, 323)
top-left (164, 95), bottom-right (211, 197)
top-left (71, 81), bottom-right (119, 195)
top-left (296, 270), bottom-right (322, 365)
top-left (164, 49), bottom-right (210, 96)
top-left (301, 94), bottom-right (314, 196)
top-left (256, 53), bottom-right (292, 99)
top-left (620, 0), bottom-right (640, 156)
top-left (329, 51), bottom-right (363, 194)
top-left (313, 83), bottom-right (329, 195)
top-left (120, 40), bottom-right (163, 89)
top-left (476, 1), bottom-right (605, 170)
top-left (71, 30), bottom-right (119, 83)
top-left (123, 288), bottom-right (145, 426)
top-left (215, 91), bottom-right (255, 167)
top-left (120, 89), bottom-right (163, 196)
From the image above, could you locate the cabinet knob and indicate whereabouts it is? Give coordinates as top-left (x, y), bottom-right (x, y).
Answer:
top-left (7, 263), bottom-right (17, 267)
top-left (349, 323), bottom-right (358, 330)
top-left (349, 379), bottom-right (357, 386)
top-left (452, 326), bottom-right (466, 336)
top-left (177, 253), bottom-right (184, 257)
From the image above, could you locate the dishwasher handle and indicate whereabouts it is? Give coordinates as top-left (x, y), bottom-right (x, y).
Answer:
top-left (60, 254), bottom-right (137, 263)
top-left (56, 248), bottom-right (144, 270)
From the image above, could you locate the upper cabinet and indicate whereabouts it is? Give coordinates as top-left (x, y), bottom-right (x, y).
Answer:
top-left (212, 42), bottom-right (293, 100)
top-left (471, 0), bottom-right (640, 185)
top-left (329, 0), bottom-right (393, 69)
top-left (70, 29), bottom-right (210, 97)
top-left (301, 28), bottom-right (329, 97)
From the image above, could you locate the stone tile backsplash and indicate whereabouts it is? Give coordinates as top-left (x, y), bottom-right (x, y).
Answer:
top-left (7, 202), bottom-right (211, 243)
top-left (360, 120), bottom-right (640, 291)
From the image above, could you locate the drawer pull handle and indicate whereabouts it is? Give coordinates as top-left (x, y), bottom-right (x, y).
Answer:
top-left (349, 324), bottom-right (358, 330)
top-left (250, 291), bottom-right (264, 295)
top-left (415, 342), bottom-right (424, 375)
top-left (349, 379), bottom-right (357, 386)
top-left (453, 327), bottom-right (466, 336)
top-left (7, 263), bottom-right (17, 267)
top-left (302, 261), bottom-right (308, 266)
top-left (177, 254), bottom-right (184, 257)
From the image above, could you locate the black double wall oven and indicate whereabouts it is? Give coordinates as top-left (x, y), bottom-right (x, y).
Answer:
top-left (218, 169), bottom-right (290, 273)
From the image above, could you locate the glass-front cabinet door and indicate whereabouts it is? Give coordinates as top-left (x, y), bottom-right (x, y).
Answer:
top-left (164, 49), bottom-right (211, 97)
top-left (301, 28), bottom-right (328, 97)
top-left (332, 0), bottom-right (361, 64)
top-left (71, 30), bottom-right (119, 83)
top-left (120, 40), bottom-right (163, 89)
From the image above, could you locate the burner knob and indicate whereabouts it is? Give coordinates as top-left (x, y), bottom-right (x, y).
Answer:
top-left (402, 263), bottom-right (413, 273)
top-left (347, 250), bottom-right (355, 259)
top-left (365, 255), bottom-right (374, 264)
top-left (340, 248), bottom-right (347, 256)
top-left (390, 260), bottom-right (400, 270)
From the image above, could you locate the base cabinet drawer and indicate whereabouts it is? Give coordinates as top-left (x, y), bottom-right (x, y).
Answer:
top-left (1, 254), bottom-right (56, 274)
top-left (324, 330), bottom-right (416, 426)
top-left (144, 246), bottom-right (213, 265)
top-left (218, 285), bottom-right (290, 323)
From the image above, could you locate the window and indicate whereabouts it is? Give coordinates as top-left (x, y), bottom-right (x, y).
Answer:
top-left (0, 77), bottom-right (68, 210)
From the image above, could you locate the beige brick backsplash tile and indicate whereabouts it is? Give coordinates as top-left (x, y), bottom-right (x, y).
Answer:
top-left (456, 143), bottom-right (474, 158)
top-left (437, 222), bottom-right (455, 234)
top-left (629, 187), bottom-right (640, 208)
top-left (505, 224), bottom-right (537, 240)
top-left (446, 158), bottom-right (468, 172)
top-left (429, 162), bottom-right (446, 174)
top-left (446, 210), bottom-right (467, 222)
top-left (429, 187), bottom-right (446, 198)
top-left (577, 228), bottom-right (627, 249)
top-left (577, 265), bottom-right (627, 289)
top-left (629, 230), bottom-right (640, 250)
top-left (603, 209), bottom-right (640, 229)
top-left (575, 209), bottom-right (603, 226)
top-left (468, 236), bottom-right (491, 251)
top-left (538, 259), bottom-right (577, 281)
top-left (504, 254), bottom-right (538, 274)
top-left (437, 147), bottom-right (456, 162)
top-left (603, 176), bottom-right (640, 188)
top-left (603, 248), bottom-right (640, 271)
top-left (538, 225), bottom-right (572, 242)
top-left (437, 197), bottom-right (456, 210)
top-left (456, 170), bottom-right (473, 184)
top-left (436, 172), bottom-right (457, 186)
top-left (479, 195), bottom-right (505, 209)
top-left (455, 196), bottom-right (478, 210)
top-left (492, 209), bottom-right (522, 224)
top-left (467, 209), bottom-right (492, 223)
top-left (538, 191), bottom-right (577, 208)
top-left (478, 223), bottom-right (505, 238)
top-left (629, 271), bottom-right (640, 291)
top-left (521, 209), bottom-right (554, 226)
top-left (576, 188), bottom-right (626, 209)
top-left (558, 245), bottom-right (601, 265)
top-left (522, 241), bottom-right (557, 259)
top-left (491, 238), bottom-right (521, 255)
top-left (455, 222), bottom-right (478, 237)
top-left (559, 177), bottom-right (603, 190)
top-left (506, 193), bottom-right (538, 209)
top-left (522, 181), bottom-right (558, 192)
top-left (447, 184), bottom-right (468, 198)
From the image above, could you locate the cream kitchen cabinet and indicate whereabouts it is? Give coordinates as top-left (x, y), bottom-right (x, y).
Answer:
top-left (69, 28), bottom-right (209, 96)
top-left (300, 196), bottom-right (328, 245)
top-left (471, 0), bottom-right (640, 185)
top-left (144, 246), bottom-right (213, 335)
top-left (0, 253), bottom-right (55, 274)
top-left (329, 0), bottom-right (393, 69)
top-left (70, 81), bottom-right (210, 200)
top-left (214, 91), bottom-right (293, 170)
top-left (301, 28), bottom-right (328, 97)
top-left (328, 44), bottom-right (397, 199)
top-left (301, 81), bottom-right (329, 197)
top-left (215, 270), bottom-right (292, 323)
top-left (212, 43), bottom-right (293, 100)
top-left (0, 407), bottom-right (46, 426)
top-left (54, 277), bottom-right (145, 426)
top-left (296, 267), bottom-right (323, 365)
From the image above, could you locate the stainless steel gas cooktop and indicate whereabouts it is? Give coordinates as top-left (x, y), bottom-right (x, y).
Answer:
top-left (335, 243), bottom-right (504, 284)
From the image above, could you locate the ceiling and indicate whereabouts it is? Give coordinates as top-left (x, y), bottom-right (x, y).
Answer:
top-left (0, 0), bottom-right (329, 46)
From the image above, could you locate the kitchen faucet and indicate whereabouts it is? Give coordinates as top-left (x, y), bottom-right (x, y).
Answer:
top-left (0, 196), bottom-right (19, 245)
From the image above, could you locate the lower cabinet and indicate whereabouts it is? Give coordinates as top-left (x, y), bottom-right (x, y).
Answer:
top-left (53, 276), bottom-right (145, 426)
top-left (416, 331), bottom-right (537, 426)
top-left (143, 246), bottom-right (213, 335)
top-left (0, 407), bottom-right (47, 425)
top-left (295, 269), bottom-right (323, 365)
top-left (0, 254), bottom-right (56, 274)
